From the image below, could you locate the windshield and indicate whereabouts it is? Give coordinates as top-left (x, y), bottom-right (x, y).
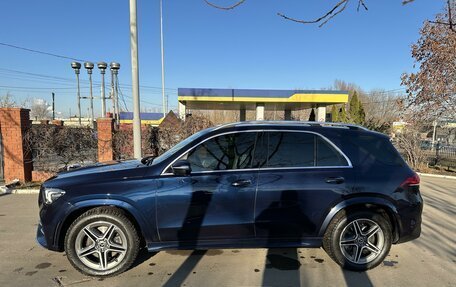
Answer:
top-left (151, 127), bottom-right (215, 165)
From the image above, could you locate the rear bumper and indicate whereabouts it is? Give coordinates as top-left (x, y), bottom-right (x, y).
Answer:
top-left (394, 193), bottom-right (423, 244)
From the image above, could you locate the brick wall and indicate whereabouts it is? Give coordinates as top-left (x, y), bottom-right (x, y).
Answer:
top-left (97, 118), bottom-right (115, 162)
top-left (0, 108), bottom-right (32, 182)
top-left (32, 170), bottom-right (55, 182)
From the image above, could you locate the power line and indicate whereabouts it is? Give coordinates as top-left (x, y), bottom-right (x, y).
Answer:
top-left (0, 42), bottom-right (89, 62)
top-left (0, 85), bottom-right (81, 90)
top-left (0, 67), bottom-right (178, 92)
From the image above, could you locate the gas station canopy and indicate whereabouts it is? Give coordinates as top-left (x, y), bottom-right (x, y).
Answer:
top-left (177, 88), bottom-right (349, 122)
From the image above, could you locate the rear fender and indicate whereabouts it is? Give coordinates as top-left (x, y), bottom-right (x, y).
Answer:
top-left (318, 196), bottom-right (400, 241)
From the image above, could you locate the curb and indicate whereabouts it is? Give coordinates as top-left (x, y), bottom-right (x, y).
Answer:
top-left (417, 172), bottom-right (456, 180)
top-left (0, 188), bottom-right (40, 195)
top-left (11, 189), bottom-right (40, 194)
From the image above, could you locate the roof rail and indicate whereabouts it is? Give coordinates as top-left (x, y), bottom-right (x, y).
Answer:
top-left (298, 121), bottom-right (369, 131)
top-left (214, 120), bottom-right (369, 131)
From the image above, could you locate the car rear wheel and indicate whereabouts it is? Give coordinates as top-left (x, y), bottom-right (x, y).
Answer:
top-left (323, 210), bottom-right (392, 271)
top-left (64, 207), bottom-right (140, 277)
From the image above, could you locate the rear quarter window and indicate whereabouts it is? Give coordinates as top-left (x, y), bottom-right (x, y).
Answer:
top-left (354, 135), bottom-right (405, 166)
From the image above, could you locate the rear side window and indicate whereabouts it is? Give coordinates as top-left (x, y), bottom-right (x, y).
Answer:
top-left (254, 132), bottom-right (349, 168)
top-left (316, 137), bottom-right (348, 166)
top-left (267, 132), bottom-right (314, 168)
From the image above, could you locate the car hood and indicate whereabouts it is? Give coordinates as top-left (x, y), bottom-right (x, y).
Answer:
top-left (50, 160), bottom-right (143, 180)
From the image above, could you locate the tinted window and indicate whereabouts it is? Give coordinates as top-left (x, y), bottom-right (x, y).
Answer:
top-left (267, 132), bottom-right (314, 167)
top-left (185, 132), bottom-right (257, 172)
top-left (254, 131), bottom-right (349, 168)
top-left (316, 137), bottom-right (348, 166)
top-left (354, 135), bottom-right (405, 166)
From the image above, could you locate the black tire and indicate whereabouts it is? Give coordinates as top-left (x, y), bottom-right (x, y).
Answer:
top-left (64, 207), bottom-right (140, 277)
top-left (323, 210), bottom-right (392, 271)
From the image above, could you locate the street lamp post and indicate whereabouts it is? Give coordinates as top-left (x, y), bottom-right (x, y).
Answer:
top-left (84, 62), bottom-right (95, 128)
top-left (110, 62), bottom-right (121, 123)
top-left (129, 0), bottom-right (142, 159)
top-left (71, 62), bottom-right (82, 125)
top-left (160, 0), bottom-right (166, 117)
top-left (98, 62), bottom-right (108, 117)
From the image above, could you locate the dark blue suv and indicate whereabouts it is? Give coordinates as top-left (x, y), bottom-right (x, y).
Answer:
top-left (37, 121), bottom-right (423, 276)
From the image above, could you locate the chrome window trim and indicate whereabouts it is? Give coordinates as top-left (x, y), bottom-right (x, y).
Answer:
top-left (160, 129), bottom-right (353, 176)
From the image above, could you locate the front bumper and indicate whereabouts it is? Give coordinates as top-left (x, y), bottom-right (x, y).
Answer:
top-left (36, 222), bottom-right (48, 249)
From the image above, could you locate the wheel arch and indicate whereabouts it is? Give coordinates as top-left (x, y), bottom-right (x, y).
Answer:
top-left (55, 199), bottom-right (152, 251)
top-left (318, 197), bottom-right (401, 243)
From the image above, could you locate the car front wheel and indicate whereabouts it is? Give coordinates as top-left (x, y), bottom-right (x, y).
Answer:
top-left (323, 210), bottom-right (392, 271)
top-left (64, 207), bottom-right (140, 277)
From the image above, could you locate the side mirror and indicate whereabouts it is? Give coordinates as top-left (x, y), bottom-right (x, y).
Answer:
top-left (172, 160), bottom-right (192, 176)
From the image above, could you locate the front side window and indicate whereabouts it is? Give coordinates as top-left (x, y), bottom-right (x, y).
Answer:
top-left (254, 131), bottom-right (348, 168)
top-left (184, 132), bottom-right (257, 172)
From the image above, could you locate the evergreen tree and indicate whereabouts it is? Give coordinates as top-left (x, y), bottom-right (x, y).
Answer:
top-left (339, 105), bottom-right (347, 122)
top-left (349, 91), bottom-right (360, 123)
top-left (309, 108), bottom-right (315, 121)
top-left (331, 105), bottom-right (339, 122)
top-left (358, 100), bottom-right (366, 125)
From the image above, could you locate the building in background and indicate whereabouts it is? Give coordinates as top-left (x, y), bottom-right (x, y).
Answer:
top-left (119, 111), bottom-right (180, 128)
top-left (177, 88), bottom-right (349, 124)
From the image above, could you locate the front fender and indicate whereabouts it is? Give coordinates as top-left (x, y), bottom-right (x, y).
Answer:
top-left (55, 199), bottom-right (155, 248)
top-left (317, 196), bottom-right (400, 239)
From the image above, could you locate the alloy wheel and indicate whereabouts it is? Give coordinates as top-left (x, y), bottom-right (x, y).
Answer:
top-left (339, 218), bottom-right (385, 264)
top-left (75, 221), bottom-right (128, 271)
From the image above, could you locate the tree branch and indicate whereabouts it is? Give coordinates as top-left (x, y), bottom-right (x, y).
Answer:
top-left (277, 0), bottom-right (349, 25)
top-left (203, 0), bottom-right (246, 10)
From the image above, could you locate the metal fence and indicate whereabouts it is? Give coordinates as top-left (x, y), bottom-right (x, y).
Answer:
top-left (396, 146), bottom-right (456, 170)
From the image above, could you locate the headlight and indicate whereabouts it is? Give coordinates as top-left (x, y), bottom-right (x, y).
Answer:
top-left (44, 188), bottom-right (66, 205)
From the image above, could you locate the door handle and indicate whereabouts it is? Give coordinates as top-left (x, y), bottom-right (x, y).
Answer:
top-left (231, 179), bottom-right (252, 187)
top-left (325, 177), bottom-right (345, 184)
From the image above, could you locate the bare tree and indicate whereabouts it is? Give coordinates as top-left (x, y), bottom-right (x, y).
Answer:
top-left (30, 98), bottom-right (51, 120)
top-left (0, 92), bottom-right (17, 108)
top-left (401, 3), bottom-right (456, 120)
top-left (394, 120), bottom-right (430, 170)
top-left (363, 89), bottom-right (403, 132)
top-left (331, 80), bottom-right (403, 132)
top-left (24, 125), bottom-right (97, 171)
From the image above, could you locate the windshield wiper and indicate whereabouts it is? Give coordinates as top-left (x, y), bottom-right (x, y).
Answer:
top-left (141, 156), bottom-right (155, 166)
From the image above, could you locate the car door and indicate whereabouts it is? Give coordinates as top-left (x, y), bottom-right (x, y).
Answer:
top-left (155, 131), bottom-right (260, 244)
top-left (254, 131), bottom-right (354, 242)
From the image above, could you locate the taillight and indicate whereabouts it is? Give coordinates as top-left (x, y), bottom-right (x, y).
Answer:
top-left (400, 173), bottom-right (420, 189)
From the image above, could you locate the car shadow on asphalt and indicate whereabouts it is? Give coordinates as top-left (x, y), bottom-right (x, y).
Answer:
top-left (262, 248), bottom-right (302, 286)
top-left (161, 250), bottom-right (206, 287)
top-left (342, 269), bottom-right (374, 287)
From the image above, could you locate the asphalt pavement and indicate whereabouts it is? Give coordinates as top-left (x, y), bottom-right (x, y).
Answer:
top-left (0, 176), bottom-right (454, 287)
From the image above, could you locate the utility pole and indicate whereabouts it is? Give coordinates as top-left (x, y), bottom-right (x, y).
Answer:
top-left (52, 92), bottom-right (55, 120)
top-left (160, 0), bottom-right (166, 117)
top-left (130, 0), bottom-right (142, 159)
top-left (432, 120), bottom-right (438, 151)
